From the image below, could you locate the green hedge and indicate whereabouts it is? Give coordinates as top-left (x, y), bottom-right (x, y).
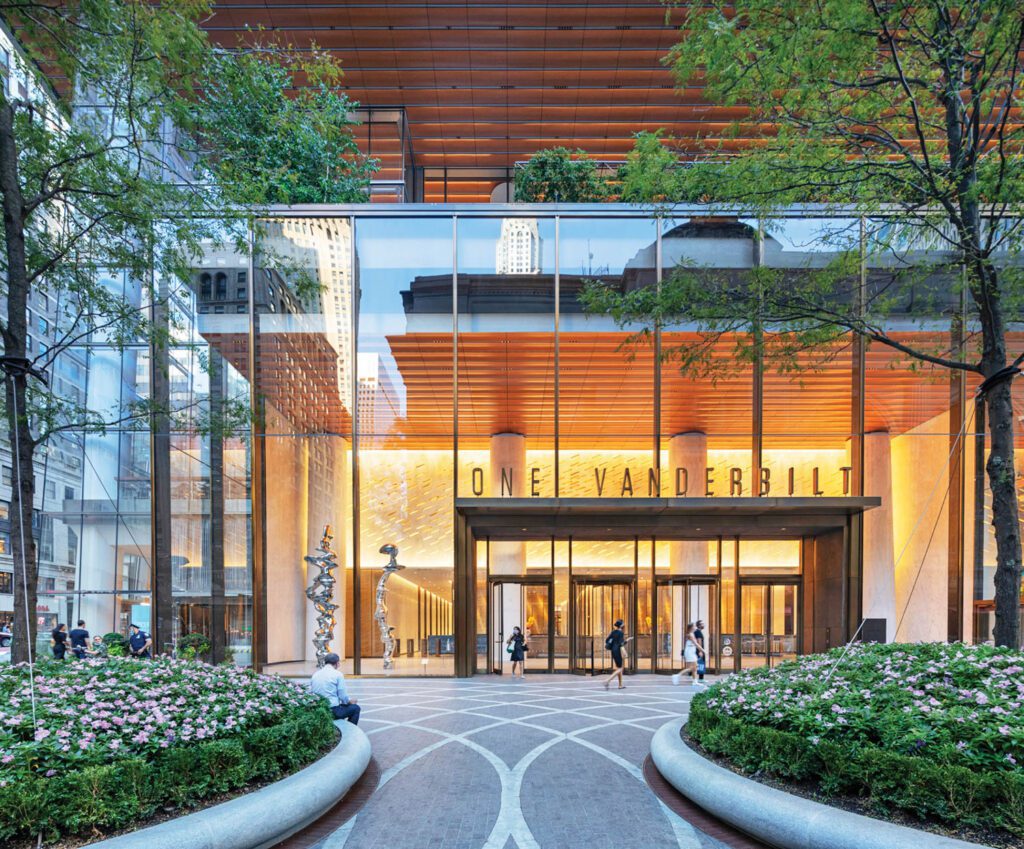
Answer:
top-left (0, 706), bottom-right (336, 843)
top-left (688, 700), bottom-right (1024, 838)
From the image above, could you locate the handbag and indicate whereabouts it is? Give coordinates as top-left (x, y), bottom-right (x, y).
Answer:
top-left (696, 656), bottom-right (706, 675)
top-left (506, 644), bottom-right (513, 654)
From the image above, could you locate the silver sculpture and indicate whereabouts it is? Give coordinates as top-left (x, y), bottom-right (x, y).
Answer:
top-left (305, 525), bottom-right (339, 667)
top-left (375, 543), bottom-right (405, 670)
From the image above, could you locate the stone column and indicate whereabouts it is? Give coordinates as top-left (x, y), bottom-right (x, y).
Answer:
top-left (668, 433), bottom-right (710, 573)
top-left (489, 433), bottom-right (526, 576)
top-left (863, 431), bottom-right (897, 642)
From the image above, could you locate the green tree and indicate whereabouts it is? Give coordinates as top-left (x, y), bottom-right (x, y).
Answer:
top-left (0, 0), bottom-right (373, 664)
top-left (587, 0), bottom-right (1024, 647)
top-left (187, 47), bottom-right (376, 205)
top-left (514, 147), bottom-right (610, 202)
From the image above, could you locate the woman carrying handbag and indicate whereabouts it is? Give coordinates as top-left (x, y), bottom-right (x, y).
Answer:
top-left (506, 626), bottom-right (527, 678)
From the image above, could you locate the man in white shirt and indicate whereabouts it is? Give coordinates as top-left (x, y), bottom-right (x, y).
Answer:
top-left (310, 652), bottom-right (361, 725)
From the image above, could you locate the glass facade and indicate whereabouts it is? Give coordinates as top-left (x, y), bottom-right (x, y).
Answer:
top-left (33, 206), bottom-right (1021, 675)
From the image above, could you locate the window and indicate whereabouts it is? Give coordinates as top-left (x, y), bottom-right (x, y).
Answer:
top-left (0, 500), bottom-right (8, 521)
top-left (0, 572), bottom-right (11, 594)
top-left (37, 316), bottom-right (47, 334)
top-left (41, 577), bottom-right (55, 592)
top-left (215, 272), bottom-right (227, 299)
top-left (67, 528), bottom-right (77, 565)
top-left (25, 337), bottom-right (31, 353)
top-left (0, 536), bottom-right (8, 556)
top-left (237, 271), bottom-right (247, 284)
top-left (1, 466), bottom-right (10, 486)
top-left (236, 304), bottom-right (246, 313)
top-left (64, 486), bottom-right (74, 501)
top-left (237, 287), bottom-right (246, 299)
top-left (214, 305), bottom-right (225, 314)
top-left (199, 273), bottom-right (211, 299)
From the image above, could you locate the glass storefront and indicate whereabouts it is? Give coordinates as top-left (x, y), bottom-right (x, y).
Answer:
top-left (49, 206), bottom-right (1022, 674)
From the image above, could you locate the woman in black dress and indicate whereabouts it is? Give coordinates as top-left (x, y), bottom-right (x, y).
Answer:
top-left (603, 619), bottom-right (630, 690)
top-left (506, 626), bottom-right (527, 678)
top-left (51, 623), bottom-right (69, 660)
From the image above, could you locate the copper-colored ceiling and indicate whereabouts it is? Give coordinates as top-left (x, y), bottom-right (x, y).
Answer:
top-left (205, 1), bottom-right (700, 201)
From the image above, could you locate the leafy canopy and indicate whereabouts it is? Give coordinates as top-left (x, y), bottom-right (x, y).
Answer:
top-left (514, 146), bottom-right (610, 202)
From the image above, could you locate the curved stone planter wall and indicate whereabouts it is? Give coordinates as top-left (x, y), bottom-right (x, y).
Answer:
top-left (88, 722), bottom-right (371, 849)
top-left (650, 719), bottom-right (993, 849)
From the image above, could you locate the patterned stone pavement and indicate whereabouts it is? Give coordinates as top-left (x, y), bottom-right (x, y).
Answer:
top-left (309, 674), bottom-right (727, 849)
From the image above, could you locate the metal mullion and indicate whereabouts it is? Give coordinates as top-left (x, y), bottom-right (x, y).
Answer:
top-left (654, 221), bottom-right (662, 491)
top-left (350, 215), bottom-right (361, 675)
top-left (554, 215), bottom-right (560, 497)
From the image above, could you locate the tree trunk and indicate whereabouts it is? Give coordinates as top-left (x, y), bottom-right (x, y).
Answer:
top-left (0, 101), bottom-right (39, 665)
top-left (7, 374), bottom-right (37, 665)
top-left (985, 377), bottom-right (1022, 649)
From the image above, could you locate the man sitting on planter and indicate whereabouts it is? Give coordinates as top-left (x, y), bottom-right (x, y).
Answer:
top-left (310, 652), bottom-right (361, 725)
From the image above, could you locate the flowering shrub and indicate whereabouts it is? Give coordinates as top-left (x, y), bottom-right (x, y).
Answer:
top-left (689, 643), bottom-right (1024, 836)
top-left (0, 658), bottom-right (335, 842)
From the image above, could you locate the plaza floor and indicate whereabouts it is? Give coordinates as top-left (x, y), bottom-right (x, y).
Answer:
top-left (295, 674), bottom-right (729, 849)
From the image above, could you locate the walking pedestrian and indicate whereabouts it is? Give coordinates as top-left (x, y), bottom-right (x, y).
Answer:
top-left (69, 620), bottom-right (90, 660)
top-left (694, 619), bottom-right (707, 681)
top-left (602, 619), bottom-right (631, 690)
top-left (310, 652), bottom-right (361, 725)
top-left (127, 623), bottom-right (152, 659)
top-left (50, 623), bottom-right (68, 660)
top-left (672, 623), bottom-right (705, 688)
top-left (506, 625), bottom-right (527, 678)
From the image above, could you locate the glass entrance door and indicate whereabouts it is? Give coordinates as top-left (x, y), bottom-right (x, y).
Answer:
top-left (739, 582), bottom-right (800, 670)
top-left (571, 580), bottom-right (633, 675)
top-left (489, 581), bottom-right (552, 674)
top-left (655, 580), bottom-right (718, 674)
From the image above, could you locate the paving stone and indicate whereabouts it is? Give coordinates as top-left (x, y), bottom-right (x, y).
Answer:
top-left (314, 676), bottom-right (718, 849)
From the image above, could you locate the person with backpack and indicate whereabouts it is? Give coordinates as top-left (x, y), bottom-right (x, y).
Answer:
top-left (602, 618), bottom-right (631, 690)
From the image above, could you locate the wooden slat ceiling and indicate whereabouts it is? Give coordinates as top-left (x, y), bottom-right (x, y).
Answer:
top-left (383, 331), bottom-right (956, 449)
top-left (204, 1), bottom-right (702, 201)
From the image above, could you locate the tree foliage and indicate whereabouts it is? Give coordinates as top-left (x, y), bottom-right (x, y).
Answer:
top-left (186, 47), bottom-right (376, 205)
top-left (513, 146), bottom-right (610, 202)
top-left (587, 0), bottom-right (1024, 647)
top-left (0, 0), bottom-right (373, 663)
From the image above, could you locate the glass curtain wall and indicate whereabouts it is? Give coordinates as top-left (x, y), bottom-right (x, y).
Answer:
top-left (254, 218), bottom-right (353, 672)
top-left (355, 218), bottom-right (454, 675)
top-left (237, 206), bottom-right (983, 675)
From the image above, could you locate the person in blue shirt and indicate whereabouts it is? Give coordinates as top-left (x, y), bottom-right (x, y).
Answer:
top-left (127, 623), bottom-right (152, 659)
top-left (310, 652), bottom-right (360, 725)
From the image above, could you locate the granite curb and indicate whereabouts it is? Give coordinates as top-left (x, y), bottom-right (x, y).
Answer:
top-left (87, 721), bottom-right (372, 849)
top-left (650, 718), bottom-right (993, 849)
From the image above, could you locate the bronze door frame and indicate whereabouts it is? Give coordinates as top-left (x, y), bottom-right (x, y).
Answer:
top-left (652, 576), bottom-right (719, 674)
top-left (734, 577), bottom-right (802, 672)
top-left (487, 577), bottom-right (555, 674)
top-left (569, 576), bottom-right (636, 676)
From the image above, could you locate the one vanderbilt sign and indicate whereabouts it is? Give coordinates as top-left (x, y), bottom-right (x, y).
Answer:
top-left (468, 465), bottom-right (855, 498)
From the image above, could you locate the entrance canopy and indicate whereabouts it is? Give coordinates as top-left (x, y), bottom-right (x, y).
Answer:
top-left (455, 497), bottom-right (880, 540)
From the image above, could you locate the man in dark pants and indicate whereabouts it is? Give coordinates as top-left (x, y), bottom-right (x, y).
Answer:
top-left (694, 619), bottom-right (707, 681)
top-left (69, 620), bottom-right (90, 659)
top-left (310, 652), bottom-right (361, 725)
top-left (128, 623), bottom-right (152, 659)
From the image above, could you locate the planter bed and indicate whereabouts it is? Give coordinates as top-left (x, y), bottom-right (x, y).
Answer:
top-left (688, 643), bottom-right (1024, 845)
top-left (0, 658), bottom-right (337, 845)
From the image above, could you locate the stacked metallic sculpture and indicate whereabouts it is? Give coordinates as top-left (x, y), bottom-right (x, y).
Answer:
top-left (304, 525), bottom-right (339, 668)
top-left (375, 543), bottom-right (405, 670)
